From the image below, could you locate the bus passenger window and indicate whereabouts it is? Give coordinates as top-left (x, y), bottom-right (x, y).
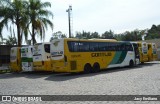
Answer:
top-left (68, 42), bottom-right (79, 52)
top-left (44, 44), bottom-right (50, 53)
top-left (89, 42), bottom-right (99, 51)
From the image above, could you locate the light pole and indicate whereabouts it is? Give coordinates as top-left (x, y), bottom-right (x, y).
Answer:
top-left (66, 5), bottom-right (72, 38)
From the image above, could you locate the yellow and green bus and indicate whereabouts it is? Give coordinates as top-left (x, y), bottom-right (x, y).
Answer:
top-left (147, 43), bottom-right (158, 61)
top-left (51, 38), bottom-right (137, 73)
top-left (33, 42), bottom-right (52, 71)
top-left (136, 42), bottom-right (148, 63)
top-left (10, 47), bottom-right (22, 72)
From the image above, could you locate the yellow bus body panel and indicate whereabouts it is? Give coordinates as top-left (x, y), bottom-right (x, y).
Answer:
top-left (148, 43), bottom-right (158, 61)
top-left (10, 47), bottom-right (22, 72)
top-left (138, 42), bottom-right (148, 63)
top-left (33, 61), bottom-right (52, 71)
top-left (51, 39), bottom-right (117, 73)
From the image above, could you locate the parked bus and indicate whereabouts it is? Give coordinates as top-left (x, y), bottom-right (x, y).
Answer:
top-left (51, 38), bottom-right (136, 73)
top-left (147, 43), bottom-right (158, 61)
top-left (33, 42), bottom-right (51, 71)
top-left (21, 46), bottom-right (33, 72)
top-left (136, 42), bottom-right (148, 63)
top-left (10, 47), bottom-right (22, 72)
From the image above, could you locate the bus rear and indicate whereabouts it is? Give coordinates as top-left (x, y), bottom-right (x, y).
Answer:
top-left (21, 46), bottom-right (33, 72)
top-left (152, 43), bottom-right (158, 61)
top-left (138, 42), bottom-right (148, 63)
top-left (33, 43), bottom-right (51, 71)
top-left (10, 47), bottom-right (22, 72)
top-left (148, 43), bottom-right (158, 61)
top-left (51, 39), bottom-right (66, 72)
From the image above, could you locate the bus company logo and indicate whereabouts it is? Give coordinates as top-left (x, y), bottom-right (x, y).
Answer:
top-left (2, 96), bottom-right (11, 101)
top-left (53, 41), bottom-right (60, 47)
top-left (51, 51), bottom-right (63, 56)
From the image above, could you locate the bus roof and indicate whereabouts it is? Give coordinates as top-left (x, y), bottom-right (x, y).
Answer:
top-left (52, 38), bottom-right (117, 42)
top-left (34, 42), bottom-right (50, 45)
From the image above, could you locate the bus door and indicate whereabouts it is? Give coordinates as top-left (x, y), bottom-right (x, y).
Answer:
top-left (44, 44), bottom-right (52, 71)
top-left (133, 43), bottom-right (140, 65)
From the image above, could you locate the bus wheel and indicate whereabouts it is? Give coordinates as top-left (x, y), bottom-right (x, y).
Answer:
top-left (129, 60), bottom-right (134, 67)
top-left (84, 64), bottom-right (92, 74)
top-left (93, 63), bottom-right (100, 73)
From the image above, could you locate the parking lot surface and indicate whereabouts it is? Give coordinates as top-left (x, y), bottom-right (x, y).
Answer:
top-left (0, 61), bottom-right (160, 104)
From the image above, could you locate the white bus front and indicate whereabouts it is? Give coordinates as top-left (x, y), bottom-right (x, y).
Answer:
top-left (33, 43), bottom-right (51, 71)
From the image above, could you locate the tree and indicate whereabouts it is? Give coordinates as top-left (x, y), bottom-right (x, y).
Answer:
top-left (27, 0), bottom-right (53, 45)
top-left (50, 31), bottom-right (67, 42)
top-left (147, 24), bottom-right (160, 39)
top-left (0, 0), bottom-right (28, 46)
top-left (3, 35), bottom-right (17, 45)
top-left (102, 30), bottom-right (114, 39)
top-left (91, 32), bottom-right (100, 38)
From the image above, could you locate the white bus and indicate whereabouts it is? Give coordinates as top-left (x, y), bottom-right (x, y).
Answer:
top-left (33, 42), bottom-right (52, 71)
top-left (21, 46), bottom-right (33, 72)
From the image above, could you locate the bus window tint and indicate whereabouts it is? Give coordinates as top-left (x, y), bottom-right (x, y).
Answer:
top-left (67, 41), bottom-right (133, 52)
top-left (68, 42), bottom-right (78, 52)
top-left (126, 44), bottom-right (133, 51)
top-left (78, 42), bottom-right (89, 52)
top-left (89, 42), bottom-right (99, 51)
top-left (44, 44), bottom-right (50, 53)
top-left (98, 42), bottom-right (107, 51)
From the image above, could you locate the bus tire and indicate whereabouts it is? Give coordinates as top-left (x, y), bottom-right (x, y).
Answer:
top-left (93, 62), bottom-right (100, 73)
top-left (129, 60), bottom-right (134, 67)
top-left (84, 64), bottom-right (92, 74)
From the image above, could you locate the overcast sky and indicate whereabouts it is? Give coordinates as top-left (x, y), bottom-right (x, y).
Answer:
top-left (3, 0), bottom-right (160, 43)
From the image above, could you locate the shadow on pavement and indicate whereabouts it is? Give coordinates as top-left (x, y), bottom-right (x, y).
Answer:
top-left (44, 62), bottom-right (160, 81)
top-left (0, 62), bottom-right (159, 80)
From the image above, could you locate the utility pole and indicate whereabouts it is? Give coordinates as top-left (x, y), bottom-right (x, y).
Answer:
top-left (66, 5), bottom-right (72, 38)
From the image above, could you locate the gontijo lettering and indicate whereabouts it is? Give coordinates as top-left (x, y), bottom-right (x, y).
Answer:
top-left (51, 51), bottom-right (63, 56)
top-left (91, 52), bottom-right (111, 57)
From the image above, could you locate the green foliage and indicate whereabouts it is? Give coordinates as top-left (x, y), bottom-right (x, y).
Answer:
top-left (74, 26), bottom-right (160, 41)
top-left (0, 0), bottom-right (28, 46)
top-left (147, 25), bottom-right (160, 39)
top-left (0, 0), bottom-right (53, 45)
top-left (3, 35), bottom-right (17, 45)
top-left (50, 31), bottom-right (67, 42)
top-left (102, 30), bottom-right (114, 39)
top-left (27, 0), bottom-right (53, 45)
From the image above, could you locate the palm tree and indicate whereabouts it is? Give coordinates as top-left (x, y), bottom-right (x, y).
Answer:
top-left (3, 35), bottom-right (17, 45)
top-left (27, 0), bottom-right (53, 45)
top-left (0, 0), bottom-right (28, 46)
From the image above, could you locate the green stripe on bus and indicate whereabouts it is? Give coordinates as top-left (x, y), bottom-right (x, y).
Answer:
top-left (110, 51), bottom-right (122, 64)
top-left (116, 51), bottom-right (127, 64)
top-left (21, 57), bottom-right (33, 62)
